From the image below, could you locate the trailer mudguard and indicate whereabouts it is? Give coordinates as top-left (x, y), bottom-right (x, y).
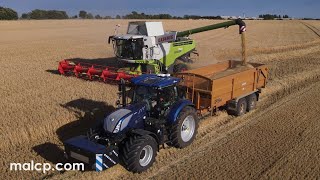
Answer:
top-left (167, 99), bottom-right (195, 124)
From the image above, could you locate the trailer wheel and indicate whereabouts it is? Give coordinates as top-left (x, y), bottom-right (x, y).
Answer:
top-left (169, 106), bottom-right (198, 148)
top-left (120, 135), bottom-right (157, 173)
top-left (246, 94), bottom-right (257, 112)
top-left (173, 63), bottom-right (188, 73)
top-left (235, 98), bottom-right (247, 116)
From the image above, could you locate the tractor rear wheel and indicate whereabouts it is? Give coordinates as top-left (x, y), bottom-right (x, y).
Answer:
top-left (120, 135), bottom-right (157, 173)
top-left (169, 106), bottom-right (198, 148)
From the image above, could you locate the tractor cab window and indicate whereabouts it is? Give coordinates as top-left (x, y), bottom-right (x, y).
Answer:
top-left (114, 38), bottom-right (143, 60)
top-left (177, 86), bottom-right (187, 99)
top-left (158, 86), bottom-right (179, 107)
top-left (129, 85), bottom-right (180, 112)
top-left (130, 86), bottom-right (158, 111)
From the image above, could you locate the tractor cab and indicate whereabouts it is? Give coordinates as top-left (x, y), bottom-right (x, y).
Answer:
top-left (119, 74), bottom-right (182, 118)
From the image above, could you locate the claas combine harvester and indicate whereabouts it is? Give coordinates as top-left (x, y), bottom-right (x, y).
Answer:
top-left (58, 19), bottom-right (247, 81)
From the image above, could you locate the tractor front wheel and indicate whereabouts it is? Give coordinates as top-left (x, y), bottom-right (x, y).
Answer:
top-left (169, 106), bottom-right (198, 148)
top-left (120, 135), bottom-right (157, 173)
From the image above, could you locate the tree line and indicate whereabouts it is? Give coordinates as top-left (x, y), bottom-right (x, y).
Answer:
top-left (21, 9), bottom-right (68, 19)
top-left (0, 6), bottom-right (18, 20)
top-left (258, 14), bottom-right (290, 20)
top-left (77, 10), bottom-right (112, 19)
top-left (0, 6), bottom-right (224, 20)
top-left (122, 11), bottom-right (222, 20)
top-left (1, 6), bottom-right (318, 21)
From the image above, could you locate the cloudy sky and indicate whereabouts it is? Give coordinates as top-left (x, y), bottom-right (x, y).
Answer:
top-left (1, 0), bottom-right (319, 18)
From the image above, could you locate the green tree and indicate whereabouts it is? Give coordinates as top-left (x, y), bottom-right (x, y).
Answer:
top-left (132, 11), bottom-right (138, 16)
top-left (86, 13), bottom-right (93, 19)
top-left (116, 15), bottom-right (121, 19)
top-left (258, 14), bottom-right (275, 20)
top-left (0, 6), bottom-right (18, 20)
top-left (29, 9), bottom-right (47, 19)
top-left (28, 9), bottom-right (68, 19)
top-left (21, 13), bottom-right (29, 19)
top-left (183, 15), bottom-right (190, 19)
top-left (79, 10), bottom-right (87, 19)
top-left (95, 14), bottom-right (102, 19)
top-left (47, 10), bottom-right (68, 19)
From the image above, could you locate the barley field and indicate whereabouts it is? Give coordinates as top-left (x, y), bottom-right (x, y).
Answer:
top-left (0, 19), bottom-right (320, 179)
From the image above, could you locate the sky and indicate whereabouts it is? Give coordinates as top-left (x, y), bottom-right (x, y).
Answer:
top-left (1, 0), bottom-right (319, 18)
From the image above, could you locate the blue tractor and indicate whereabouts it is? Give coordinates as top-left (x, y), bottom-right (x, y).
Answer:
top-left (64, 74), bottom-right (199, 173)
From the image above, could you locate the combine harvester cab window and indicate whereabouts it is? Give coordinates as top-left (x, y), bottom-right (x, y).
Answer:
top-left (114, 39), bottom-right (143, 60)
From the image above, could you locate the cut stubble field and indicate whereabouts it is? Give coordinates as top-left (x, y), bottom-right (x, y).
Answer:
top-left (0, 19), bottom-right (320, 179)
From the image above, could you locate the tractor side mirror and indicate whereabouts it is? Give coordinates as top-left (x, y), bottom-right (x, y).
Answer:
top-left (177, 86), bottom-right (187, 99)
top-left (118, 79), bottom-right (127, 106)
top-left (116, 100), bottom-right (121, 107)
top-left (108, 36), bottom-right (114, 44)
top-left (118, 83), bottom-right (122, 92)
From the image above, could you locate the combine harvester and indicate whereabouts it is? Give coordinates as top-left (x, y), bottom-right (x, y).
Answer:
top-left (58, 19), bottom-right (247, 81)
top-left (63, 19), bottom-right (269, 173)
